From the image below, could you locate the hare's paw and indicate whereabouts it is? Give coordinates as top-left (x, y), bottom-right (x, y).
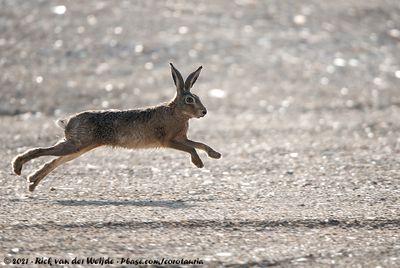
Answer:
top-left (27, 173), bottom-right (41, 192)
top-left (191, 155), bottom-right (204, 168)
top-left (208, 150), bottom-right (221, 159)
top-left (28, 181), bottom-right (38, 192)
top-left (12, 156), bottom-right (23, 175)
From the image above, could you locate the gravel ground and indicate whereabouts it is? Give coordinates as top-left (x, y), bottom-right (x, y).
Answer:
top-left (1, 0), bottom-right (400, 267)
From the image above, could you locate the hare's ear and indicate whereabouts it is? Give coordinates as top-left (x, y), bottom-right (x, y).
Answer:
top-left (185, 66), bottom-right (202, 91)
top-left (170, 63), bottom-right (184, 94)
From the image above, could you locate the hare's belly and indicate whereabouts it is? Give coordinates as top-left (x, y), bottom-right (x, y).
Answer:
top-left (115, 129), bottom-right (162, 149)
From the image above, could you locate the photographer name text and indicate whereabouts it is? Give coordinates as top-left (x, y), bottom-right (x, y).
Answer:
top-left (3, 256), bottom-right (204, 266)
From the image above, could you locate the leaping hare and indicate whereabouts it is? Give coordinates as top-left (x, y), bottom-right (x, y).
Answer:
top-left (12, 63), bottom-right (221, 192)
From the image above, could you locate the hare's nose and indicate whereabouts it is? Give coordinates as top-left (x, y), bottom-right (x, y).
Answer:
top-left (201, 110), bottom-right (207, 116)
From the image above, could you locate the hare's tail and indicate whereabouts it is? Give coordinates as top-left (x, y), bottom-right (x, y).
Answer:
top-left (55, 118), bottom-right (69, 129)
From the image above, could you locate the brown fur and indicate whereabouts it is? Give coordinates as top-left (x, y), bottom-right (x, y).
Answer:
top-left (12, 63), bottom-right (221, 192)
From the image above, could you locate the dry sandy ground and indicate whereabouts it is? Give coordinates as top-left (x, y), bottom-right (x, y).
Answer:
top-left (1, 0), bottom-right (399, 267)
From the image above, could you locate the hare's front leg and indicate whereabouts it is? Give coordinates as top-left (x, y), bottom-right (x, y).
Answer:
top-left (183, 139), bottom-right (221, 159)
top-left (166, 140), bottom-right (204, 168)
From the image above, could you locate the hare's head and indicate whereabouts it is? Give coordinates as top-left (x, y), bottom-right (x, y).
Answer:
top-left (170, 63), bottom-right (207, 118)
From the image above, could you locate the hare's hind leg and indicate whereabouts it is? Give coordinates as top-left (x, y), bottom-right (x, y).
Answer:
top-left (28, 146), bottom-right (95, 192)
top-left (12, 140), bottom-right (79, 175)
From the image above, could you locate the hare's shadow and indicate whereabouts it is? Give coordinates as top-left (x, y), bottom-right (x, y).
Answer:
top-left (54, 199), bottom-right (192, 209)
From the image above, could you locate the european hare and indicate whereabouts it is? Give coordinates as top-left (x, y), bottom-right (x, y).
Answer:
top-left (12, 63), bottom-right (221, 192)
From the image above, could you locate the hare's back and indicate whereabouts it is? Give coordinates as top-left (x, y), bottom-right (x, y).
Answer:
top-left (64, 109), bottom-right (160, 147)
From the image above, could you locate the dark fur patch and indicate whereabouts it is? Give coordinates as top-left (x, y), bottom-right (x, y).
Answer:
top-left (88, 110), bottom-right (155, 143)
top-left (67, 109), bottom-right (159, 145)
top-left (154, 126), bottom-right (166, 140)
top-left (121, 109), bottom-right (155, 123)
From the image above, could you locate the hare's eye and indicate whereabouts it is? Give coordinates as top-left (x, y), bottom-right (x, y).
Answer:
top-left (185, 96), bottom-right (195, 104)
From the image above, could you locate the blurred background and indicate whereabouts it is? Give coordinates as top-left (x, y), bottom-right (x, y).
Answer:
top-left (1, 0), bottom-right (399, 117)
top-left (1, 0), bottom-right (400, 266)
